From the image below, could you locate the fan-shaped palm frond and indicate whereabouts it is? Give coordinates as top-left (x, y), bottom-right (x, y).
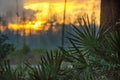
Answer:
top-left (101, 30), bottom-right (120, 80)
top-left (26, 50), bottom-right (64, 80)
top-left (0, 60), bottom-right (26, 80)
top-left (60, 16), bottom-right (120, 80)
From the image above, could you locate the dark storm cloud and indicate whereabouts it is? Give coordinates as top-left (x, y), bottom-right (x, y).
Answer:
top-left (0, 0), bottom-right (23, 16)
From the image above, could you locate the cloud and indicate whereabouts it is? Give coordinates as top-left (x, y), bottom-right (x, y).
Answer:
top-left (0, 0), bottom-right (23, 16)
top-left (0, 0), bottom-right (100, 24)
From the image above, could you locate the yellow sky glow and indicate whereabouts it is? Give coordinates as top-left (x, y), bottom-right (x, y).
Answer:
top-left (8, 0), bottom-right (100, 36)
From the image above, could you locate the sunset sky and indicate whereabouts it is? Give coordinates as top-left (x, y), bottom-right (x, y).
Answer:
top-left (0, 0), bottom-right (101, 35)
top-left (24, 0), bottom-right (100, 23)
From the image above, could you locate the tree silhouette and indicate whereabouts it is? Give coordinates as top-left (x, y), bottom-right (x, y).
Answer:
top-left (100, 0), bottom-right (120, 30)
top-left (0, 34), bottom-right (14, 63)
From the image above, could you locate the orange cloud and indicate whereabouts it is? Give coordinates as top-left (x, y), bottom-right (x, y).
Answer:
top-left (24, 0), bottom-right (100, 24)
top-left (6, 0), bottom-right (100, 35)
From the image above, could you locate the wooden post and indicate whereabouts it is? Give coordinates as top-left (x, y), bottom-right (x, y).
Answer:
top-left (62, 0), bottom-right (67, 48)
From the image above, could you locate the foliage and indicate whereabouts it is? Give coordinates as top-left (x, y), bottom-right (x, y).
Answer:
top-left (26, 50), bottom-right (64, 80)
top-left (116, 19), bottom-right (120, 25)
top-left (0, 60), bottom-right (26, 80)
top-left (21, 43), bottom-right (30, 54)
top-left (0, 33), bottom-right (14, 63)
top-left (103, 29), bottom-right (120, 80)
top-left (60, 16), bottom-right (120, 80)
top-left (0, 16), bottom-right (120, 80)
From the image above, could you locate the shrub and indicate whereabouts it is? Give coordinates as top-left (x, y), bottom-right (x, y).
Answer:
top-left (60, 16), bottom-right (120, 80)
top-left (0, 60), bottom-right (27, 80)
top-left (21, 43), bottom-right (30, 54)
top-left (26, 50), bottom-right (65, 80)
top-left (0, 33), bottom-right (14, 63)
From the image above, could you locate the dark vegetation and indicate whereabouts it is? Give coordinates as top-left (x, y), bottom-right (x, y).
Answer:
top-left (0, 33), bottom-right (14, 63)
top-left (0, 16), bottom-right (120, 80)
top-left (0, 0), bottom-right (120, 79)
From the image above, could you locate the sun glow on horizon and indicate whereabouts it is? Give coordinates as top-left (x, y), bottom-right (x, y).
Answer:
top-left (8, 20), bottom-right (49, 36)
top-left (6, 0), bottom-right (100, 36)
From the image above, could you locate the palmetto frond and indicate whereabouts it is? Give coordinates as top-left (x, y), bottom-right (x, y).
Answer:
top-left (27, 50), bottom-right (64, 80)
top-left (0, 60), bottom-right (26, 80)
top-left (60, 16), bottom-right (120, 80)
